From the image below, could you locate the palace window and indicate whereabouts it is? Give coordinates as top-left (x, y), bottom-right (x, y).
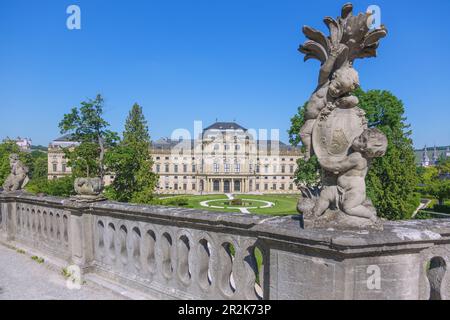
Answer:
top-left (281, 165), bottom-right (286, 173)
top-left (192, 165), bottom-right (196, 172)
top-left (156, 164), bottom-right (161, 173)
top-left (235, 163), bottom-right (241, 173)
top-left (174, 183), bottom-right (179, 190)
top-left (53, 163), bottom-right (57, 172)
top-left (289, 184), bottom-right (293, 190)
top-left (214, 163), bottom-right (219, 173)
top-left (256, 165), bottom-right (260, 173)
top-left (214, 144), bottom-right (220, 151)
top-left (290, 165), bottom-right (294, 173)
top-left (225, 163), bottom-right (230, 173)
top-left (192, 183), bottom-right (196, 190)
top-left (264, 184), bottom-right (268, 191)
top-left (183, 164), bottom-right (188, 173)
top-left (264, 165), bottom-right (269, 173)
top-left (174, 165), bottom-right (179, 173)
top-left (273, 183), bottom-right (277, 190)
top-left (62, 163), bottom-right (66, 173)
top-left (165, 164), bottom-right (170, 173)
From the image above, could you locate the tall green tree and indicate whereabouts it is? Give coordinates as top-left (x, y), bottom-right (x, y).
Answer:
top-left (58, 94), bottom-right (118, 179)
top-left (289, 89), bottom-right (420, 220)
top-left (106, 103), bottom-right (159, 203)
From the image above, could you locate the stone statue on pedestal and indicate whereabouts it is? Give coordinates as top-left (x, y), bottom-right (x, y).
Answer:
top-left (297, 3), bottom-right (388, 230)
top-left (2, 154), bottom-right (29, 192)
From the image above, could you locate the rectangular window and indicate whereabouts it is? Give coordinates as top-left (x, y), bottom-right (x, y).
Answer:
top-left (174, 165), bottom-right (179, 173)
top-left (214, 163), bottom-right (219, 173)
top-left (290, 165), bottom-right (294, 173)
top-left (235, 163), bottom-right (240, 173)
top-left (156, 165), bottom-right (161, 173)
top-left (273, 183), bottom-right (277, 191)
top-left (53, 163), bottom-right (57, 172)
top-left (256, 184), bottom-right (260, 191)
top-left (165, 164), bottom-right (170, 173)
top-left (192, 165), bottom-right (196, 172)
top-left (281, 165), bottom-right (286, 173)
top-left (174, 183), bottom-right (179, 190)
top-left (264, 165), bottom-right (269, 174)
top-left (183, 164), bottom-right (187, 173)
top-left (192, 183), bottom-right (196, 190)
top-left (264, 184), bottom-right (268, 191)
top-left (62, 163), bottom-right (66, 173)
top-left (225, 163), bottom-right (230, 173)
top-left (183, 184), bottom-right (187, 191)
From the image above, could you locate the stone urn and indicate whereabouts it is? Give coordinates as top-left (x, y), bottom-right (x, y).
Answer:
top-left (73, 177), bottom-right (105, 202)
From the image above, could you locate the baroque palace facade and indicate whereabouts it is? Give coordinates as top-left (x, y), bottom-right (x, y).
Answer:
top-left (48, 122), bottom-right (303, 194)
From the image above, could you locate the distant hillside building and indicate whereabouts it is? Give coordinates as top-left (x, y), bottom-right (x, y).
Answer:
top-left (416, 145), bottom-right (449, 167)
top-left (3, 137), bottom-right (33, 152)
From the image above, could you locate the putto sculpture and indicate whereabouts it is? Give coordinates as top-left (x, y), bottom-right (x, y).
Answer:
top-left (2, 154), bottom-right (30, 192)
top-left (297, 3), bottom-right (388, 230)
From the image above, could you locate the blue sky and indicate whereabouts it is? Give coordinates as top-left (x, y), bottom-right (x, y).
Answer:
top-left (0, 0), bottom-right (449, 148)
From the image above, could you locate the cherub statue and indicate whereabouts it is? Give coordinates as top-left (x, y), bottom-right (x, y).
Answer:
top-left (298, 3), bottom-right (387, 162)
top-left (312, 128), bottom-right (388, 222)
top-left (300, 59), bottom-right (360, 160)
top-left (2, 154), bottom-right (30, 192)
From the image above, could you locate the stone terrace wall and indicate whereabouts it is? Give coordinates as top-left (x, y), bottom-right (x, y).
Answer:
top-left (1, 191), bottom-right (450, 300)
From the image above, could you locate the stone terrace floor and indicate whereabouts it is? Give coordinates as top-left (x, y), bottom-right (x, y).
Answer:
top-left (0, 244), bottom-right (125, 300)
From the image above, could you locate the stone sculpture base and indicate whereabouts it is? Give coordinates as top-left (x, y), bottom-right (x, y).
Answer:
top-left (303, 209), bottom-right (384, 231)
top-left (70, 195), bottom-right (107, 203)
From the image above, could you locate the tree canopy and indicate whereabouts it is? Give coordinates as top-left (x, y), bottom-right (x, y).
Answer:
top-left (105, 103), bottom-right (159, 203)
top-left (58, 94), bottom-right (118, 178)
top-left (419, 159), bottom-right (450, 207)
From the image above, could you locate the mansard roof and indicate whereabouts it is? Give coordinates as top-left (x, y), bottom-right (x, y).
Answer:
top-left (203, 122), bottom-right (247, 132)
top-left (53, 134), bottom-right (77, 142)
top-left (151, 137), bottom-right (300, 153)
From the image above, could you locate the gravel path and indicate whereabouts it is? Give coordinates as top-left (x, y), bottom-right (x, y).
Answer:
top-left (0, 244), bottom-right (125, 300)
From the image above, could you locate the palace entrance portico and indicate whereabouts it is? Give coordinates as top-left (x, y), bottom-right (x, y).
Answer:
top-left (201, 176), bottom-right (250, 193)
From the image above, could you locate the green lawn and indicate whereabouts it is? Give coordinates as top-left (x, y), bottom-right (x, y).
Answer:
top-left (160, 194), bottom-right (299, 216)
top-left (234, 194), bottom-right (299, 215)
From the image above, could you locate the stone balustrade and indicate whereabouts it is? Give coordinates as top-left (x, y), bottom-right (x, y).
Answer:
top-left (1, 191), bottom-right (450, 300)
